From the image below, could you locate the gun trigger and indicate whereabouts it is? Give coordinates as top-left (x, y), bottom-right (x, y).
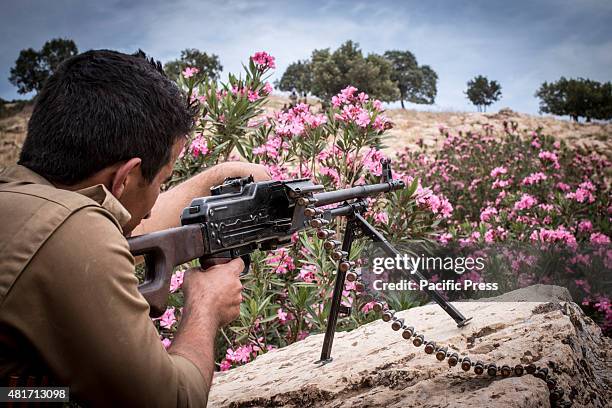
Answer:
top-left (240, 254), bottom-right (251, 276)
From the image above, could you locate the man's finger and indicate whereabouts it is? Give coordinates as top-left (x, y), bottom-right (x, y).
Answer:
top-left (227, 257), bottom-right (245, 276)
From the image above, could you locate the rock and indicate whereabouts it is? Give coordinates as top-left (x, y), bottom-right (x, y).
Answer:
top-left (209, 286), bottom-right (611, 407)
top-left (470, 284), bottom-right (574, 303)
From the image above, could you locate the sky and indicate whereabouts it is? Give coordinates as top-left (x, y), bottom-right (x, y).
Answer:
top-left (1, 0), bottom-right (611, 114)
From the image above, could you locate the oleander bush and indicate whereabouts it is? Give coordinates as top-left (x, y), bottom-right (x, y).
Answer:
top-left (153, 52), bottom-right (611, 371)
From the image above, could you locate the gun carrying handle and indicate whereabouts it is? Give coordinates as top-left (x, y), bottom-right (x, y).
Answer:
top-left (127, 224), bottom-right (205, 317)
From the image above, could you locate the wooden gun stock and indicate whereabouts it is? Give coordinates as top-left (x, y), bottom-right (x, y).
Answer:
top-left (127, 224), bottom-right (205, 317)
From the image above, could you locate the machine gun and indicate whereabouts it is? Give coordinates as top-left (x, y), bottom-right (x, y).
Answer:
top-left (127, 160), bottom-right (471, 362)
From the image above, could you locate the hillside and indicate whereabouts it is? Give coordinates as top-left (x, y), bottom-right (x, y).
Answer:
top-left (0, 103), bottom-right (31, 167)
top-left (1, 97), bottom-right (610, 168)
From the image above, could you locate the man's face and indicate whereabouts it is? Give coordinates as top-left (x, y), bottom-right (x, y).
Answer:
top-left (120, 139), bottom-right (184, 234)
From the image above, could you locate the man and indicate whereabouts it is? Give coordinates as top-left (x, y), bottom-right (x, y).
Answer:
top-left (0, 49), bottom-right (269, 406)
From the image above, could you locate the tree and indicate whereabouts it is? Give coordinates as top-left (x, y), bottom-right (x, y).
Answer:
top-left (536, 77), bottom-right (612, 122)
top-left (308, 40), bottom-right (399, 103)
top-left (164, 48), bottom-right (223, 82)
top-left (9, 38), bottom-right (78, 95)
top-left (384, 50), bottom-right (438, 108)
top-left (465, 75), bottom-right (502, 112)
top-left (40, 38), bottom-right (79, 74)
top-left (276, 60), bottom-right (312, 99)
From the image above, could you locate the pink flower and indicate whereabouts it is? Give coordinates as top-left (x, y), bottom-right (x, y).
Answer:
top-left (490, 166), bottom-right (507, 178)
top-left (415, 184), bottom-right (453, 218)
top-left (319, 166), bottom-right (341, 186)
top-left (274, 104), bottom-right (326, 138)
top-left (263, 163), bottom-right (289, 181)
top-left (277, 308), bottom-right (289, 324)
top-left (263, 82), bottom-right (273, 95)
top-left (158, 307), bottom-right (177, 329)
top-left (521, 172), bottom-right (547, 186)
top-left (161, 337), bottom-right (172, 349)
top-left (566, 187), bottom-right (595, 204)
top-left (514, 194), bottom-right (538, 211)
top-left (251, 51), bottom-right (276, 69)
top-left (339, 86), bottom-right (358, 103)
top-left (438, 233), bottom-right (453, 244)
top-left (579, 181), bottom-right (596, 192)
top-left (248, 89), bottom-right (260, 102)
top-left (219, 359), bottom-right (232, 371)
top-left (530, 227), bottom-right (576, 247)
top-left (594, 296), bottom-right (611, 313)
top-left (539, 204), bottom-right (554, 212)
top-left (182, 67), bottom-right (200, 78)
top-left (169, 270), bottom-right (184, 293)
top-left (298, 264), bottom-right (317, 283)
top-left (556, 182), bottom-right (571, 192)
top-left (266, 247), bottom-right (295, 274)
top-left (374, 211), bottom-right (389, 224)
top-left (480, 206), bottom-right (498, 222)
top-left (361, 301), bottom-right (376, 313)
top-left (538, 151), bottom-right (560, 169)
top-left (590, 233), bottom-right (610, 245)
top-left (574, 279), bottom-right (591, 293)
top-left (355, 110), bottom-right (371, 127)
top-left (190, 134), bottom-right (209, 158)
top-left (297, 331), bottom-right (309, 341)
top-left (492, 178), bottom-right (511, 189)
top-left (226, 345), bottom-right (253, 364)
top-left (578, 220), bottom-right (593, 233)
top-left (362, 148), bottom-right (386, 176)
top-left (372, 115), bottom-right (389, 131)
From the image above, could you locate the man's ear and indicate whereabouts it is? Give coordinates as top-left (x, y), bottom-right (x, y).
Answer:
top-left (111, 158), bottom-right (142, 198)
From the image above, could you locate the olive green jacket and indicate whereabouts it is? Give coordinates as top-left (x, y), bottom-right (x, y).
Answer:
top-left (0, 165), bottom-right (206, 407)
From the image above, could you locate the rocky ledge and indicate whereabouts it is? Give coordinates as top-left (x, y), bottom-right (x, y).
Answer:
top-left (209, 286), bottom-right (611, 407)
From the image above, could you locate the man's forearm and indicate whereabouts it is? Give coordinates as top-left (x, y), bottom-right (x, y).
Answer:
top-left (168, 304), bottom-right (220, 405)
top-left (132, 162), bottom-right (269, 236)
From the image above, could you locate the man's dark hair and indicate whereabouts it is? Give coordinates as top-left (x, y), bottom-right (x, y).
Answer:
top-left (19, 49), bottom-right (196, 184)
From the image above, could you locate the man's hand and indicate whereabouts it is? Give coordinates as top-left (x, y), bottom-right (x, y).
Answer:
top-left (182, 258), bottom-right (244, 327)
top-left (132, 162), bottom-right (272, 236)
top-left (168, 257), bottom-right (245, 405)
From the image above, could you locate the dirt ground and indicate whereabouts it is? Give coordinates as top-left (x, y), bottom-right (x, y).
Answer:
top-left (1, 97), bottom-right (610, 169)
top-left (0, 104), bottom-right (31, 167)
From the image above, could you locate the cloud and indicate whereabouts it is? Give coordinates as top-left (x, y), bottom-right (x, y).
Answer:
top-left (1, 0), bottom-right (610, 114)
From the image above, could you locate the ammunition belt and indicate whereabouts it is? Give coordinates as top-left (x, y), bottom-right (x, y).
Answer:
top-left (363, 298), bottom-right (569, 407)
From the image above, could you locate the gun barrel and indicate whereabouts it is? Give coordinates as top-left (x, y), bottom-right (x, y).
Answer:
top-left (313, 180), bottom-right (405, 207)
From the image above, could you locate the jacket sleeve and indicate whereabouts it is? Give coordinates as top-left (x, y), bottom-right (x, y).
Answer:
top-left (1, 206), bottom-right (208, 407)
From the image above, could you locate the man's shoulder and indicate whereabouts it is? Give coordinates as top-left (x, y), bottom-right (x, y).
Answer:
top-left (0, 181), bottom-right (129, 305)
top-left (0, 178), bottom-right (99, 213)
